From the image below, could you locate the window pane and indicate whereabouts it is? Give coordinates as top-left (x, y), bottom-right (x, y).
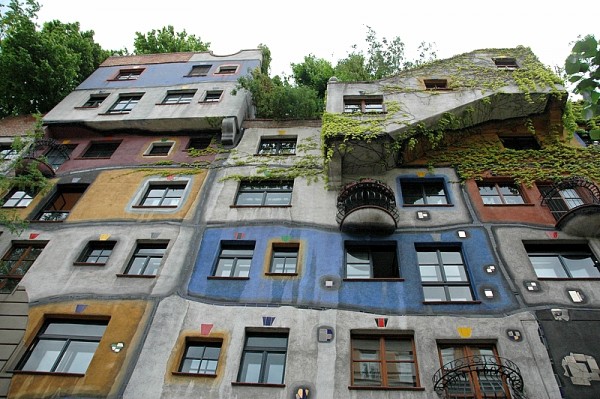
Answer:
top-left (239, 352), bottom-right (263, 383)
top-left (55, 341), bottom-right (99, 373)
top-left (347, 263), bottom-right (370, 278)
top-left (233, 259), bottom-right (251, 277)
top-left (423, 286), bottom-right (446, 301)
top-left (563, 254), bottom-right (600, 277)
top-left (440, 251), bottom-right (463, 265)
top-left (447, 286), bottom-right (473, 301)
top-left (530, 256), bottom-right (569, 278)
top-left (264, 352), bottom-right (286, 384)
top-left (444, 265), bottom-right (468, 282)
top-left (21, 339), bottom-right (65, 371)
top-left (385, 340), bottom-right (413, 362)
top-left (264, 192), bottom-right (291, 205)
top-left (417, 251), bottom-right (438, 265)
top-left (143, 258), bottom-right (162, 275)
top-left (352, 361), bottom-right (381, 385)
top-left (419, 265), bottom-right (442, 281)
top-left (236, 193), bottom-right (263, 206)
top-left (215, 259), bottom-right (233, 276)
top-left (387, 363), bottom-right (416, 386)
top-left (45, 322), bottom-right (107, 337)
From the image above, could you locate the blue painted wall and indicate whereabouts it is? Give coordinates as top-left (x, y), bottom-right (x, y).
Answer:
top-left (187, 226), bottom-right (519, 315)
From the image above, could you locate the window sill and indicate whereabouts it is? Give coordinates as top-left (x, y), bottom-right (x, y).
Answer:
top-left (254, 154), bottom-right (296, 157)
top-left (116, 273), bottom-right (156, 278)
top-left (482, 203), bottom-right (535, 207)
top-left (402, 204), bottom-right (453, 207)
top-left (74, 106), bottom-right (100, 110)
top-left (30, 220), bottom-right (64, 223)
top-left (155, 103), bottom-right (191, 106)
top-left (99, 111), bottom-right (131, 115)
top-left (131, 205), bottom-right (178, 209)
top-left (231, 382), bottom-right (285, 388)
top-left (343, 278), bottom-right (405, 282)
top-left (348, 385), bottom-right (425, 391)
top-left (265, 272), bottom-right (298, 277)
top-left (73, 262), bottom-right (106, 266)
top-left (423, 300), bottom-right (482, 304)
top-left (207, 276), bottom-right (250, 280)
top-left (75, 157), bottom-right (113, 160)
top-left (537, 277), bottom-right (600, 281)
top-left (11, 370), bottom-right (85, 377)
top-left (230, 205), bottom-right (292, 208)
top-left (172, 371), bottom-right (217, 378)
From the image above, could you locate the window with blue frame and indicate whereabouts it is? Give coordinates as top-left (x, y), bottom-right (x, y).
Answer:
top-left (400, 179), bottom-right (449, 205)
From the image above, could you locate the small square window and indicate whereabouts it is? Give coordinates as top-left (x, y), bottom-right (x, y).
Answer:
top-left (343, 96), bottom-right (384, 113)
top-left (499, 136), bottom-right (540, 150)
top-left (76, 241), bottom-right (116, 265)
top-left (0, 242), bottom-right (46, 293)
top-left (2, 189), bottom-right (33, 208)
top-left (202, 91), bottom-right (223, 103)
top-left (215, 65), bottom-right (238, 75)
top-left (145, 142), bottom-right (174, 156)
top-left (82, 142), bottom-right (120, 158)
top-left (478, 182), bottom-right (525, 205)
top-left (178, 339), bottom-right (222, 375)
top-left (124, 242), bottom-right (168, 276)
top-left (345, 243), bottom-right (399, 279)
top-left (237, 332), bottom-right (288, 384)
top-left (494, 57), bottom-right (519, 69)
top-left (138, 183), bottom-right (186, 207)
top-left (81, 94), bottom-right (108, 108)
top-left (270, 244), bottom-right (299, 274)
top-left (107, 94), bottom-right (143, 113)
top-left (400, 179), bottom-right (449, 205)
top-left (258, 138), bottom-right (297, 155)
top-left (0, 144), bottom-right (18, 161)
top-left (17, 319), bottom-right (107, 374)
top-left (188, 65), bottom-right (212, 76)
top-left (525, 243), bottom-right (600, 279)
top-left (187, 137), bottom-right (212, 150)
top-left (162, 90), bottom-right (196, 105)
top-left (235, 180), bottom-right (293, 207)
top-left (424, 79), bottom-right (449, 90)
top-left (417, 246), bottom-right (474, 302)
top-left (213, 242), bottom-right (255, 278)
top-left (113, 68), bottom-right (144, 81)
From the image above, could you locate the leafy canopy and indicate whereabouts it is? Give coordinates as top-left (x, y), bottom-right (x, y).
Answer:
top-left (133, 25), bottom-right (210, 54)
top-left (565, 35), bottom-right (600, 119)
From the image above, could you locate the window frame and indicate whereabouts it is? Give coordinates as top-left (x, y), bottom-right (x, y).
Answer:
top-left (0, 242), bottom-right (46, 293)
top-left (234, 180), bottom-right (293, 207)
top-left (16, 319), bottom-right (108, 375)
top-left (350, 334), bottom-right (421, 389)
top-left (175, 338), bottom-right (223, 377)
top-left (186, 137), bottom-right (212, 151)
top-left (80, 141), bottom-right (120, 159)
top-left (477, 181), bottom-right (526, 205)
top-left (121, 242), bottom-right (168, 277)
top-left (236, 331), bottom-right (289, 386)
top-left (343, 96), bottom-right (385, 114)
top-left (211, 241), bottom-right (255, 279)
top-left (0, 144), bottom-right (18, 161)
top-left (74, 240), bottom-right (116, 266)
top-left (44, 144), bottom-right (77, 170)
top-left (80, 94), bottom-right (108, 108)
top-left (2, 189), bottom-right (33, 208)
top-left (493, 57), bottom-right (519, 69)
top-left (144, 142), bottom-right (175, 157)
top-left (202, 90), bottom-right (223, 103)
top-left (344, 242), bottom-right (401, 280)
top-left (161, 90), bottom-right (196, 105)
top-left (257, 138), bottom-right (297, 156)
top-left (416, 246), bottom-right (476, 303)
top-left (187, 64), bottom-right (212, 77)
top-left (424, 79), bottom-right (450, 90)
top-left (106, 94), bottom-right (143, 114)
top-left (267, 243), bottom-right (300, 275)
top-left (135, 182), bottom-right (187, 208)
top-left (525, 243), bottom-right (600, 279)
top-left (400, 179), bottom-right (450, 206)
top-left (215, 65), bottom-right (239, 75)
top-left (34, 184), bottom-right (88, 222)
top-left (111, 68), bottom-right (144, 81)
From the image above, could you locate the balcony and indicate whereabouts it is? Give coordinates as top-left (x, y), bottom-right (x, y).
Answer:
top-left (336, 178), bottom-right (400, 234)
top-left (433, 355), bottom-right (526, 399)
top-left (540, 176), bottom-right (600, 237)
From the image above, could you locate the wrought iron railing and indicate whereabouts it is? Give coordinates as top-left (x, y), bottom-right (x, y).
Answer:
top-left (540, 176), bottom-right (600, 221)
top-left (336, 178), bottom-right (400, 227)
top-left (433, 355), bottom-right (526, 399)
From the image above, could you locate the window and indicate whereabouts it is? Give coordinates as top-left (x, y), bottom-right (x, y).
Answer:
top-left (138, 183), bottom-right (186, 207)
top-left (178, 339), bottom-right (222, 375)
top-left (18, 319), bottom-right (107, 374)
top-left (538, 183), bottom-right (589, 221)
top-left (0, 145), bottom-right (17, 161)
top-left (499, 136), bottom-right (540, 150)
top-left (494, 57), bottom-right (518, 69)
top-left (81, 94), bottom-right (108, 108)
top-left (124, 242), bottom-right (168, 276)
top-left (45, 144), bottom-right (76, 170)
top-left (237, 332), bottom-right (288, 385)
top-left (525, 243), bottom-right (600, 278)
top-left (162, 90), bottom-right (196, 104)
top-left (187, 137), bottom-right (212, 150)
top-left (213, 242), bottom-right (255, 278)
top-left (258, 138), bottom-right (297, 155)
top-left (235, 180), bottom-right (293, 206)
top-left (81, 142), bottom-right (120, 158)
top-left (351, 334), bottom-right (420, 388)
top-left (343, 97), bottom-right (384, 113)
top-left (202, 90), bottom-right (223, 103)
top-left (417, 247), bottom-right (474, 302)
top-left (400, 179), bottom-right (449, 205)
top-left (2, 189), bottom-right (33, 208)
top-left (424, 79), bottom-right (449, 90)
top-left (477, 182), bottom-right (525, 205)
top-left (35, 184), bottom-right (88, 222)
top-left (145, 142), bottom-right (173, 156)
top-left (269, 244), bottom-right (299, 274)
top-left (114, 68), bottom-right (143, 80)
top-left (107, 94), bottom-right (142, 113)
top-left (345, 243), bottom-right (399, 279)
top-left (0, 243), bottom-right (45, 293)
top-left (75, 241), bottom-right (116, 265)
top-left (215, 65), bottom-right (238, 75)
top-left (438, 344), bottom-right (510, 399)
top-left (188, 64), bottom-right (212, 76)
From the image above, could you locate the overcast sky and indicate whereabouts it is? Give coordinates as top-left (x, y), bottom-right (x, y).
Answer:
top-left (14, 0), bottom-right (600, 78)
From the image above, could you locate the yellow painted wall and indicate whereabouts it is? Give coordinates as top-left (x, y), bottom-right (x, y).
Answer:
top-left (8, 299), bottom-right (152, 399)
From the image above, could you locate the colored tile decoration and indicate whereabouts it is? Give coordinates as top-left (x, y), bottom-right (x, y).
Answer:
top-left (200, 323), bottom-right (213, 335)
top-left (234, 232), bottom-right (245, 239)
top-left (457, 326), bottom-right (472, 338)
top-left (546, 231), bottom-right (559, 239)
top-left (29, 233), bottom-right (39, 239)
top-left (375, 317), bottom-right (388, 328)
top-left (111, 342), bottom-right (125, 353)
top-left (166, 175), bottom-right (174, 181)
top-left (295, 388), bottom-right (309, 399)
top-left (317, 327), bottom-right (334, 343)
top-left (75, 304), bottom-right (88, 313)
top-left (99, 234), bottom-right (111, 241)
top-left (507, 330), bottom-right (522, 342)
top-left (262, 316), bottom-right (275, 326)
top-left (281, 235), bottom-right (291, 242)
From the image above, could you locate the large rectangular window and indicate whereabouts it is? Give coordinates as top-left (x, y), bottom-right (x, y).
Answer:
top-left (213, 242), bottom-right (255, 278)
top-left (400, 179), bottom-right (449, 205)
top-left (107, 94), bottom-right (142, 113)
top-left (345, 243), bottom-right (399, 279)
top-left (81, 142), bottom-right (120, 159)
top-left (478, 182), bottom-right (525, 205)
top-left (351, 334), bottom-right (420, 388)
top-left (2, 189), bottom-right (33, 208)
top-left (124, 242), bottom-right (168, 276)
top-left (417, 247), bottom-right (474, 302)
top-left (235, 180), bottom-right (293, 207)
top-left (18, 320), bottom-right (107, 374)
top-left (0, 243), bottom-right (45, 293)
top-left (237, 332), bottom-right (288, 385)
top-left (162, 90), bottom-right (196, 104)
top-left (137, 183), bottom-right (186, 207)
top-left (343, 96), bottom-right (384, 113)
top-left (35, 184), bottom-right (88, 221)
top-left (258, 138), bottom-right (297, 155)
top-left (525, 243), bottom-right (600, 278)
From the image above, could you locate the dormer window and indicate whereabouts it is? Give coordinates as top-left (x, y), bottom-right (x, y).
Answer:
top-left (494, 57), bottom-right (519, 69)
top-left (215, 65), bottom-right (238, 75)
top-left (424, 79), bottom-right (449, 90)
top-left (113, 68), bottom-right (144, 81)
top-left (188, 65), bottom-right (212, 77)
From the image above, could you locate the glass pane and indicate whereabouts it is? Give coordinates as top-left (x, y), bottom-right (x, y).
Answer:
top-left (264, 192), bottom-right (291, 206)
top-left (143, 258), bottom-right (162, 275)
top-left (55, 341), bottom-right (99, 373)
top-left (239, 352), bottom-right (262, 383)
top-left (423, 286), bottom-right (446, 301)
top-left (444, 265), bottom-right (468, 282)
top-left (448, 286), bottom-right (473, 301)
top-left (246, 336), bottom-right (287, 348)
top-left (215, 259), bottom-right (233, 277)
top-left (221, 248), bottom-right (254, 257)
top-left (265, 352), bottom-right (285, 384)
top-left (385, 340), bottom-right (413, 361)
top-left (141, 198), bottom-right (161, 206)
top-left (236, 192), bottom-right (263, 206)
top-left (347, 250), bottom-right (369, 264)
top-left (127, 258), bottom-right (146, 275)
top-left (417, 251), bottom-right (438, 265)
top-left (233, 259), bottom-right (251, 277)
top-left (563, 254), bottom-right (600, 277)
top-left (346, 263), bottom-right (370, 278)
top-left (21, 339), bottom-right (65, 371)
top-left (352, 339), bottom-right (380, 360)
top-left (352, 361), bottom-right (381, 385)
top-left (530, 256), bottom-right (568, 278)
top-left (45, 322), bottom-right (107, 337)
top-left (440, 251), bottom-right (462, 265)
top-left (161, 198), bottom-right (180, 206)
top-left (419, 265), bottom-right (442, 281)
top-left (387, 362), bottom-right (416, 386)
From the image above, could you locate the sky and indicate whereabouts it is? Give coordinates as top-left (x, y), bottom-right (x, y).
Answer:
top-left (9, 0), bottom-right (600, 79)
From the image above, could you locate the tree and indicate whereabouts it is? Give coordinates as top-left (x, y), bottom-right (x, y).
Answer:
top-left (133, 25), bottom-right (210, 54)
top-left (291, 55), bottom-right (335, 99)
top-left (565, 35), bottom-right (600, 119)
top-left (0, 0), bottom-right (110, 117)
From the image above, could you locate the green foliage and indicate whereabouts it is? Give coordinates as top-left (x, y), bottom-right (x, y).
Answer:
top-left (565, 35), bottom-right (600, 119)
top-left (133, 25), bottom-right (210, 54)
top-left (258, 43), bottom-right (271, 75)
top-left (0, 0), bottom-right (110, 117)
top-left (333, 52), bottom-right (370, 82)
top-left (291, 54), bottom-right (335, 98)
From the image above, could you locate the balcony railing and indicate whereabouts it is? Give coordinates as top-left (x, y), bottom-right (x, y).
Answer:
top-left (433, 355), bottom-right (526, 399)
top-left (540, 176), bottom-right (600, 221)
top-left (336, 178), bottom-right (400, 232)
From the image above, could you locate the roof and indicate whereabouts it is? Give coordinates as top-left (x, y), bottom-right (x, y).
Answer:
top-left (0, 115), bottom-right (38, 138)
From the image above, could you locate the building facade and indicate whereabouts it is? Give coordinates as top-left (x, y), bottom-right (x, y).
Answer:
top-left (0, 47), bottom-right (598, 399)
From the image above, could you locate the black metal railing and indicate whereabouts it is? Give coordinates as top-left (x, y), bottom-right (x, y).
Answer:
top-left (336, 178), bottom-right (400, 227)
top-left (433, 355), bottom-right (526, 399)
top-left (540, 176), bottom-right (600, 221)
